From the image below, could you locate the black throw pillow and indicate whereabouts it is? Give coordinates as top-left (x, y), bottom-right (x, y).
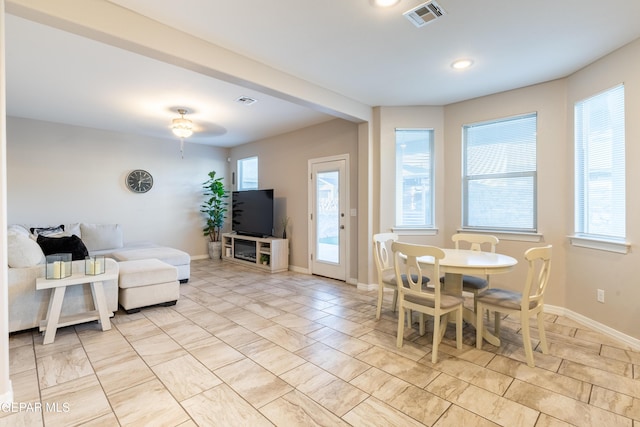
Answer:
top-left (30, 224), bottom-right (65, 237)
top-left (36, 234), bottom-right (89, 261)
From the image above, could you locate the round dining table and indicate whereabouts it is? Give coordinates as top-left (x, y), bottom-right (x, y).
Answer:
top-left (418, 248), bottom-right (518, 346)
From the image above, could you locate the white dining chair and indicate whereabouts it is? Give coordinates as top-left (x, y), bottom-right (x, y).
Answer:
top-left (373, 233), bottom-right (430, 320)
top-left (443, 233), bottom-right (499, 314)
top-left (392, 242), bottom-right (463, 363)
top-left (373, 233), bottom-right (400, 320)
top-left (475, 245), bottom-right (552, 368)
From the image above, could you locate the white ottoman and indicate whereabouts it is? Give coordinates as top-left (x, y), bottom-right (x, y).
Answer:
top-left (112, 246), bottom-right (190, 283)
top-left (118, 259), bottom-right (179, 313)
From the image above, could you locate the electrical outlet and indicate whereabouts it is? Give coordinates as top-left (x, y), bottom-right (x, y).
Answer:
top-left (597, 289), bottom-right (605, 303)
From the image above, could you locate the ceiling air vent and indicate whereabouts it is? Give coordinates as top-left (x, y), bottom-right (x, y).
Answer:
top-left (403, 1), bottom-right (446, 28)
top-left (235, 96), bottom-right (257, 106)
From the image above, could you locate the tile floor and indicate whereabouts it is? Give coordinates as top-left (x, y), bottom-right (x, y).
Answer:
top-left (3, 259), bottom-right (640, 426)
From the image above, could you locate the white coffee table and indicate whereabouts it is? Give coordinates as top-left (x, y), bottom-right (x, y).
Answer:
top-left (36, 271), bottom-right (118, 344)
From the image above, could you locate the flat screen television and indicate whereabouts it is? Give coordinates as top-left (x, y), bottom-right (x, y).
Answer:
top-left (232, 189), bottom-right (274, 237)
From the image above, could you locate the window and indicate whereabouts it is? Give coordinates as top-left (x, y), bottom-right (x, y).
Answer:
top-left (395, 129), bottom-right (434, 228)
top-left (574, 84), bottom-right (625, 240)
top-left (237, 156), bottom-right (258, 190)
top-left (463, 113), bottom-right (537, 232)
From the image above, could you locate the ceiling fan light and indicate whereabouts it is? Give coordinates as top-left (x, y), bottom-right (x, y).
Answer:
top-left (171, 117), bottom-right (193, 138)
top-left (171, 108), bottom-right (194, 138)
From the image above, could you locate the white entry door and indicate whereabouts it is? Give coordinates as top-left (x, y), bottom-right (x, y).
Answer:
top-left (309, 156), bottom-right (348, 281)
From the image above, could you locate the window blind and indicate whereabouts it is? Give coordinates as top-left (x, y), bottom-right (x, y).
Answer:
top-left (574, 84), bottom-right (625, 239)
top-left (395, 129), bottom-right (434, 228)
top-left (463, 113), bottom-right (537, 231)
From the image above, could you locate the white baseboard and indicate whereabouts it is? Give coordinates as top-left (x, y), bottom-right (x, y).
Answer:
top-left (0, 381), bottom-right (13, 405)
top-left (545, 304), bottom-right (640, 350)
top-left (357, 282), bottom-right (377, 291)
top-left (288, 265), bottom-right (308, 275)
top-left (190, 254), bottom-right (209, 261)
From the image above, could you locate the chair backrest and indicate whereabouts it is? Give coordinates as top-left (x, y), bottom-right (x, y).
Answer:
top-left (391, 241), bottom-right (444, 300)
top-left (373, 233), bottom-right (398, 281)
top-left (452, 233), bottom-right (499, 253)
top-left (521, 245), bottom-right (552, 309)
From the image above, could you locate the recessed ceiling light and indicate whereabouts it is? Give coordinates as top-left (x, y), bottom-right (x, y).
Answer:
top-left (451, 59), bottom-right (474, 70)
top-left (371, 0), bottom-right (401, 7)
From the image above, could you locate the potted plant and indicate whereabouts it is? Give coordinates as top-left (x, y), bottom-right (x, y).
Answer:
top-left (200, 171), bottom-right (229, 259)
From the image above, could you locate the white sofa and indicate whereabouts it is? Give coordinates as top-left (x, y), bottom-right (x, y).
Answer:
top-left (7, 223), bottom-right (190, 333)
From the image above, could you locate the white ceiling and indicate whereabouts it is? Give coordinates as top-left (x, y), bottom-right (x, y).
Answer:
top-left (6, 0), bottom-right (640, 147)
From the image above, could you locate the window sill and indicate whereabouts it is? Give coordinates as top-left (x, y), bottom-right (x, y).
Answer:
top-left (569, 235), bottom-right (630, 254)
top-left (392, 227), bottom-right (438, 236)
top-left (458, 229), bottom-right (543, 243)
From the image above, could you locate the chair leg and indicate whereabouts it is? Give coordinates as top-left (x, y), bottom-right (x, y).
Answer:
top-left (396, 303), bottom-right (405, 348)
top-left (419, 313), bottom-right (426, 336)
top-left (472, 291), bottom-right (491, 321)
top-left (521, 313), bottom-right (535, 368)
top-left (432, 312), bottom-right (441, 363)
top-left (376, 285), bottom-right (384, 320)
top-left (473, 288), bottom-right (491, 322)
top-left (476, 302), bottom-right (484, 349)
top-left (472, 290), bottom-right (479, 314)
top-left (485, 277), bottom-right (491, 322)
top-left (494, 311), bottom-right (501, 336)
top-left (438, 314), bottom-right (447, 343)
top-left (455, 307), bottom-right (463, 350)
top-left (537, 312), bottom-right (549, 354)
top-left (392, 289), bottom-right (398, 313)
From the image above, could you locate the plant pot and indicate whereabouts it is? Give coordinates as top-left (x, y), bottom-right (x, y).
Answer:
top-left (208, 241), bottom-right (222, 260)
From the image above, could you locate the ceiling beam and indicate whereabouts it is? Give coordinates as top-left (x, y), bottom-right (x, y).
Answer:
top-left (6, 0), bottom-right (372, 123)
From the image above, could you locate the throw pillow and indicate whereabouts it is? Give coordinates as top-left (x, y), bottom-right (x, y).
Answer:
top-left (30, 225), bottom-right (65, 238)
top-left (36, 234), bottom-right (89, 261)
top-left (80, 223), bottom-right (123, 252)
top-left (7, 234), bottom-right (46, 267)
top-left (7, 224), bottom-right (30, 236)
top-left (66, 223), bottom-right (81, 237)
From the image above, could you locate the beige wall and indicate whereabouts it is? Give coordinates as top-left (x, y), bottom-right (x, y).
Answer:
top-left (564, 38), bottom-right (640, 338)
top-left (229, 118), bottom-right (359, 278)
top-left (7, 117), bottom-right (228, 257)
top-left (376, 105), bottom-right (446, 246)
top-left (443, 80), bottom-right (569, 307)
top-left (371, 39), bottom-right (640, 341)
top-left (373, 86), bottom-right (569, 308)
top-left (1, 0), bottom-right (11, 402)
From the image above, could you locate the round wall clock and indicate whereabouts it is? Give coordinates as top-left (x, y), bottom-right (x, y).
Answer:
top-left (126, 169), bottom-right (153, 193)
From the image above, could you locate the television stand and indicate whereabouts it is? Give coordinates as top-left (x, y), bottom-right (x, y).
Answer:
top-left (221, 233), bottom-right (289, 273)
